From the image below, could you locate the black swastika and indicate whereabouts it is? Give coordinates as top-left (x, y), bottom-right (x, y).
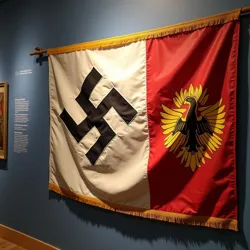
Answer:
top-left (60, 68), bottom-right (137, 165)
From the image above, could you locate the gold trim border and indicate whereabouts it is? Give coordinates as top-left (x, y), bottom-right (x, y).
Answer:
top-left (47, 8), bottom-right (240, 55)
top-left (49, 183), bottom-right (238, 231)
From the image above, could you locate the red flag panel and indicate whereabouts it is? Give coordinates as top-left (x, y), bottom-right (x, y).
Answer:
top-left (146, 22), bottom-right (239, 223)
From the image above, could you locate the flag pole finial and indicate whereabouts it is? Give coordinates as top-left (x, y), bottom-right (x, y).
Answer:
top-left (29, 46), bottom-right (47, 56)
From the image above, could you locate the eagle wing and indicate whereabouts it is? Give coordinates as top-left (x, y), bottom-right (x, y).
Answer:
top-left (196, 116), bottom-right (213, 135)
top-left (196, 98), bottom-right (225, 154)
top-left (161, 105), bottom-right (187, 153)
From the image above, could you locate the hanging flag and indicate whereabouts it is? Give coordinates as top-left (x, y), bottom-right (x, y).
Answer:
top-left (48, 8), bottom-right (240, 230)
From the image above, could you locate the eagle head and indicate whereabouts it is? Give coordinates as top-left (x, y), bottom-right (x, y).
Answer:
top-left (184, 96), bottom-right (196, 105)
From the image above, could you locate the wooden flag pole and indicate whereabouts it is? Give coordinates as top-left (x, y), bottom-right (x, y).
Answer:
top-left (241, 6), bottom-right (250, 15)
top-left (29, 6), bottom-right (250, 57)
top-left (29, 47), bottom-right (47, 56)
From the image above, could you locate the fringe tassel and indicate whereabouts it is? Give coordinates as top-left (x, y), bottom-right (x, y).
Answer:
top-left (47, 8), bottom-right (240, 55)
top-left (49, 183), bottom-right (238, 231)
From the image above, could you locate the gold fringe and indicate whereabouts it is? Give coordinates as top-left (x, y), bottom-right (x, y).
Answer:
top-left (47, 8), bottom-right (240, 55)
top-left (49, 183), bottom-right (238, 231)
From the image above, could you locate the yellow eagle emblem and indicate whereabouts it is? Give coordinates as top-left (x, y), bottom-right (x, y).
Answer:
top-left (161, 84), bottom-right (225, 172)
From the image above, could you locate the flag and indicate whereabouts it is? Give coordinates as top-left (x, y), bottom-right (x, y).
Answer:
top-left (48, 9), bottom-right (240, 230)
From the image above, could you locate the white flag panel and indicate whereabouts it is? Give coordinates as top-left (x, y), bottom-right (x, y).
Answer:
top-left (49, 41), bottom-right (150, 208)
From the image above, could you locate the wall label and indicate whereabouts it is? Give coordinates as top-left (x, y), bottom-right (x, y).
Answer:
top-left (14, 98), bottom-right (29, 153)
top-left (15, 69), bottom-right (33, 76)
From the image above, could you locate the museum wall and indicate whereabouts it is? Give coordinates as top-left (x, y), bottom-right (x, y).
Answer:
top-left (0, 0), bottom-right (249, 249)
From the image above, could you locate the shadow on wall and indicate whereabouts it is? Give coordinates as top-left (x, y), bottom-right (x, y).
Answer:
top-left (36, 55), bottom-right (48, 66)
top-left (47, 16), bottom-right (250, 250)
top-left (236, 13), bottom-right (249, 249)
top-left (0, 0), bottom-right (9, 5)
top-left (0, 161), bottom-right (7, 170)
top-left (50, 191), bottom-right (248, 250)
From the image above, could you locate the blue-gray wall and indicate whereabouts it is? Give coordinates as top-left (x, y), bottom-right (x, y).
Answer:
top-left (0, 0), bottom-right (249, 249)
